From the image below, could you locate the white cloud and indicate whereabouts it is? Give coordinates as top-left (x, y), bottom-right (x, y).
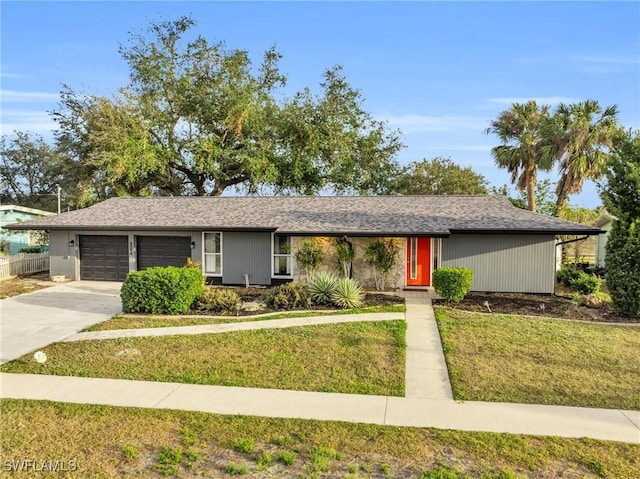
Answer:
top-left (0, 110), bottom-right (57, 135)
top-left (427, 145), bottom-right (493, 152)
top-left (490, 96), bottom-right (578, 106)
top-left (382, 114), bottom-right (488, 133)
top-left (1, 89), bottom-right (59, 103)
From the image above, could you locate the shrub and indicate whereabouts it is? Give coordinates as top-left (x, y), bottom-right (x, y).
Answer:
top-left (294, 240), bottom-right (324, 281)
top-left (334, 238), bottom-right (355, 278)
top-left (193, 287), bottom-right (240, 313)
top-left (308, 271), bottom-right (339, 305)
top-left (330, 278), bottom-right (364, 308)
top-left (432, 267), bottom-right (473, 303)
top-left (571, 271), bottom-right (602, 295)
top-left (364, 240), bottom-right (400, 290)
top-left (557, 265), bottom-right (581, 286)
top-left (266, 282), bottom-right (310, 310)
top-left (18, 245), bottom-right (45, 253)
top-left (121, 266), bottom-right (205, 314)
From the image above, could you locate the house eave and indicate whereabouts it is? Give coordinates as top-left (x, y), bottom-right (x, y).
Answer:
top-left (449, 228), bottom-right (604, 236)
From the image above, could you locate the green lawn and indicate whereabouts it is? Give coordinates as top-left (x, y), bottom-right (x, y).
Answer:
top-left (435, 308), bottom-right (640, 409)
top-left (83, 304), bottom-right (406, 332)
top-left (2, 399), bottom-right (638, 479)
top-left (1, 321), bottom-right (406, 396)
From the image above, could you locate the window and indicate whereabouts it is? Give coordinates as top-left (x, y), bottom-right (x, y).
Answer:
top-left (273, 234), bottom-right (292, 277)
top-left (203, 232), bottom-right (222, 275)
top-left (432, 238), bottom-right (441, 274)
top-left (410, 237), bottom-right (418, 279)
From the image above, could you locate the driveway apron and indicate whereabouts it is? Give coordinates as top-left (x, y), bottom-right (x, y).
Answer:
top-left (0, 281), bottom-right (122, 364)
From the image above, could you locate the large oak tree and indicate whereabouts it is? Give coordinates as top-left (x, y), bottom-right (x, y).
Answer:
top-left (53, 17), bottom-right (403, 198)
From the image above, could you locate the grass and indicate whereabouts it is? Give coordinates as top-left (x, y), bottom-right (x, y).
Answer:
top-left (83, 304), bottom-right (406, 331)
top-left (0, 321), bottom-right (407, 396)
top-left (0, 275), bottom-right (52, 299)
top-left (435, 308), bottom-right (640, 409)
top-left (1, 399), bottom-right (638, 478)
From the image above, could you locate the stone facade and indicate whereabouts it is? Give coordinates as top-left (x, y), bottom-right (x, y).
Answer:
top-left (290, 236), bottom-right (406, 291)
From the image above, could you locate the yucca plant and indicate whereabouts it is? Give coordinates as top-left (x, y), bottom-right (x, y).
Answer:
top-left (330, 278), bottom-right (364, 309)
top-left (308, 271), bottom-right (339, 305)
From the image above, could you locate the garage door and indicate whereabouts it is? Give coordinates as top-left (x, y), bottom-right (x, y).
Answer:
top-left (137, 236), bottom-right (191, 270)
top-left (80, 235), bottom-right (129, 281)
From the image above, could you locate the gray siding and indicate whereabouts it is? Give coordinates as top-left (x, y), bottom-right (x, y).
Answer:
top-left (222, 232), bottom-right (271, 285)
top-left (48, 230), bottom-right (76, 279)
top-left (441, 234), bottom-right (556, 293)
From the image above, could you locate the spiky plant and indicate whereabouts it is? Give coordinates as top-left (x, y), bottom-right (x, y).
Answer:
top-left (308, 271), bottom-right (339, 305)
top-left (330, 278), bottom-right (364, 309)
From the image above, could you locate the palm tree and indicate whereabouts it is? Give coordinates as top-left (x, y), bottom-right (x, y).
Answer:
top-left (549, 100), bottom-right (618, 212)
top-left (485, 101), bottom-right (555, 212)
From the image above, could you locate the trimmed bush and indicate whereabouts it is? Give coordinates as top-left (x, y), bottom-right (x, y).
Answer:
top-left (571, 271), bottom-right (602, 295)
top-left (432, 267), bottom-right (473, 303)
top-left (308, 271), bottom-right (339, 305)
top-left (330, 277), bottom-right (364, 309)
top-left (266, 282), bottom-right (310, 310)
top-left (194, 287), bottom-right (240, 313)
top-left (18, 246), bottom-right (45, 253)
top-left (121, 266), bottom-right (205, 314)
top-left (294, 240), bottom-right (324, 281)
top-left (557, 265), bottom-right (581, 286)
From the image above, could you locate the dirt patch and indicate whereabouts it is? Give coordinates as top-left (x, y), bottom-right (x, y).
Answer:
top-left (434, 290), bottom-right (639, 323)
top-left (0, 272), bottom-right (53, 299)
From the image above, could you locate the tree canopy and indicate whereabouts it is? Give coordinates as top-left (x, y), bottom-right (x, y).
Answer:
top-left (601, 129), bottom-right (640, 317)
top-left (394, 157), bottom-right (488, 195)
top-left (485, 101), bottom-right (555, 212)
top-left (53, 16), bottom-right (403, 198)
top-left (486, 99), bottom-right (618, 213)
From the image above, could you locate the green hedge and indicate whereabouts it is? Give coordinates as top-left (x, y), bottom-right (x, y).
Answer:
top-left (556, 265), bottom-right (581, 286)
top-left (432, 267), bottom-right (473, 303)
top-left (571, 271), bottom-right (602, 295)
top-left (266, 282), bottom-right (310, 310)
top-left (121, 266), bottom-right (205, 314)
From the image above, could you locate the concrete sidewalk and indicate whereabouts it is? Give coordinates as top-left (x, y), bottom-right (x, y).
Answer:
top-left (1, 373), bottom-right (638, 443)
top-left (64, 312), bottom-right (405, 342)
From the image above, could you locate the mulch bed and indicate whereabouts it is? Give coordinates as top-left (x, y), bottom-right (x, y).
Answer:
top-left (433, 291), bottom-right (640, 324)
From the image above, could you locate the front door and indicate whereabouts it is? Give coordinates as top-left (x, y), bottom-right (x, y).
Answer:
top-left (406, 237), bottom-right (431, 286)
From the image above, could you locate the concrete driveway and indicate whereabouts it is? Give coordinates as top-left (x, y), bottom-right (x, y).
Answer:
top-left (0, 281), bottom-right (122, 364)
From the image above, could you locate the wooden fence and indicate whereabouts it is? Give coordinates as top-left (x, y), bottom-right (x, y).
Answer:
top-left (0, 252), bottom-right (50, 280)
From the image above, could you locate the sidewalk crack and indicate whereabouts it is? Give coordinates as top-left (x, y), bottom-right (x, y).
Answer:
top-left (620, 410), bottom-right (640, 430)
top-left (154, 384), bottom-right (183, 407)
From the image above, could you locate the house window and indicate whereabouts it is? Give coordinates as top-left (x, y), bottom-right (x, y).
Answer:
top-left (203, 232), bottom-right (222, 275)
top-left (273, 234), bottom-right (292, 277)
top-left (410, 237), bottom-right (418, 279)
top-left (432, 238), bottom-right (441, 274)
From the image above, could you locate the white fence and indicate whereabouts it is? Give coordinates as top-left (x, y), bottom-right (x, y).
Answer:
top-left (0, 252), bottom-right (50, 280)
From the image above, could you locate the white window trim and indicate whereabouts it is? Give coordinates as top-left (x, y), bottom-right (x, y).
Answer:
top-left (271, 233), bottom-right (293, 279)
top-left (202, 231), bottom-right (223, 277)
top-left (430, 237), bottom-right (442, 285)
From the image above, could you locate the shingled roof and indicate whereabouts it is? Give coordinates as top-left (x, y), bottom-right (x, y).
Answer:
top-left (4, 195), bottom-right (602, 236)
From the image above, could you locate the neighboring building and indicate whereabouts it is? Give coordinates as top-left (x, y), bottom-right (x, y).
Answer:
top-left (5, 196), bottom-right (603, 293)
top-left (595, 212), bottom-right (617, 268)
top-left (0, 205), bottom-right (54, 255)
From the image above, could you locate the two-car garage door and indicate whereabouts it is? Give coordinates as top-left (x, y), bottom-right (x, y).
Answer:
top-left (79, 235), bottom-right (191, 281)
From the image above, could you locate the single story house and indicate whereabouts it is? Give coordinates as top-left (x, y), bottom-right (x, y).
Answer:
top-left (0, 205), bottom-right (54, 255)
top-left (595, 212), bottom-right (617, 268)
top-left (5, 195), bottom-right (602, 294)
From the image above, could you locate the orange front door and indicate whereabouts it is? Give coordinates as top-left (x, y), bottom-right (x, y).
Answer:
top-left (406, 237), bottom-right (431, 286)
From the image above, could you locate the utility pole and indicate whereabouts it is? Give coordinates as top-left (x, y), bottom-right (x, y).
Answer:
top-left (57, 186), bottom-right (61, 214)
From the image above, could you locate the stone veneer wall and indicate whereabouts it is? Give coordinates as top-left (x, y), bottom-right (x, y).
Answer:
top-left (290, 236), bottom-right (406, 291)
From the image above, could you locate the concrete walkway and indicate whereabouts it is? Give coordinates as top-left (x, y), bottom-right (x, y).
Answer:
top-left (404, 297), bottom-right (452, 399)
top-left (0, 281), bottom-right (122, 364)
top-left (1, 295), bottom-right (638, 444)
top-left (64, 312), bottom-right (405, 342)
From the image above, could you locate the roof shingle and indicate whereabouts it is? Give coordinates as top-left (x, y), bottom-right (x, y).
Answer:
top-left (4, 195), bottom-right (602, 236)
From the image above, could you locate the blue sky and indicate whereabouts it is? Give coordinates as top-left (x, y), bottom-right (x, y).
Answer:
top-left (1, 1), bottom-right (639, 208)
